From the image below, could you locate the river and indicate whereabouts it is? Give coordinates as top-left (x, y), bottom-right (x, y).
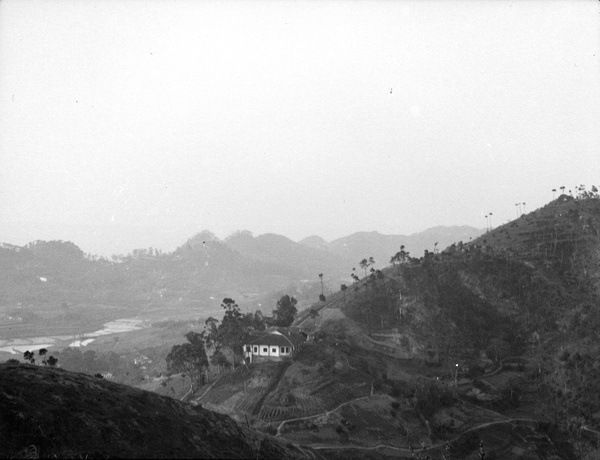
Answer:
top-left (0, 318), bottom-right (146, 355)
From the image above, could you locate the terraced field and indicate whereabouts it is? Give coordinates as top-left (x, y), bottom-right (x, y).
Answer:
top-left (233, 386), bottom-right (267, 413)
top-left (196, 362), bottom-right (285, 417)
top-left (259, 366), bottom-right (372, 421)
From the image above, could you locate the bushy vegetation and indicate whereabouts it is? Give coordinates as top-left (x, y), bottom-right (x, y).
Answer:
top-left (53, 347), bottom-right (144, 385)
top-left (413, 380), bottom-right (453, 420)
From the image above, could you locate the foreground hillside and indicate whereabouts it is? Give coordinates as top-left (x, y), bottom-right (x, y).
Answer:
top-left (0, 362), bottom-right (309, 459)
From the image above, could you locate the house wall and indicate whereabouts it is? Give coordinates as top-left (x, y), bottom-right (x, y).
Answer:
top-left (243, 343), bottom-right (295, 363)
top-left (269, 345), bottom-right (280, 357)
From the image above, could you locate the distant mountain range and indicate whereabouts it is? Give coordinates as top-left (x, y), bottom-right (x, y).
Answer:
top-left (305, 225), bottom-right (484, 273)
top-left (0, 226), bottom-right (483, 315)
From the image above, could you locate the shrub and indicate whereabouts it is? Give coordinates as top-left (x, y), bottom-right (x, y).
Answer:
top-left (466, 364), bottom-right (485, 379)
top-left (389, 386), bottom-right (402, 398)
top-left (262, 425), bottom-right (277, 435)
top-left (414, 380), bottom-right (453, 419)
top-left (389, 380), bottom-right (414, 398)
top-left (400, 336), bottom-right (411, 351)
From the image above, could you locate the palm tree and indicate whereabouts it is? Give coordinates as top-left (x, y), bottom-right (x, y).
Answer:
top-left (318, 273), bottom-right (324, 297)
top-left (359, 259), bottom-right (369, 278)
top-left (552, 189), bottom-right (556, 200)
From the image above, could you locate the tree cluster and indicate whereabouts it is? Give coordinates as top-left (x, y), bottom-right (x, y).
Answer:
top-left (23, 348), bottom-right (58, 367)
top-left (166, 331), bottom-right (209, 393)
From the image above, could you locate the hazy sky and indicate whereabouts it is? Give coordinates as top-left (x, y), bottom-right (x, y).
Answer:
top-left (1, 0), bottom-right (599, 256)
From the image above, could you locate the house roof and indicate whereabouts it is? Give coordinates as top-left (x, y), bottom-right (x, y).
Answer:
top-left (245, 327), bottom-right (306, 348)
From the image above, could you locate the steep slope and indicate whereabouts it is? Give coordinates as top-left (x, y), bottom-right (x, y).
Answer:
top-left (0, 362), bottom-right (308, 459)
top-left (325, 192), bottom-right (600, 450)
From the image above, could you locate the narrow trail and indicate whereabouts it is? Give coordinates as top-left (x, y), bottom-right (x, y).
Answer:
top-left (194, 377), bottom-right (220, 402)
top-left (275, 383), bottom-right (373, 437)
top-left (180, 387), bottom-right (193, 402)
top-left (307, 417), bottom-right (545, 457)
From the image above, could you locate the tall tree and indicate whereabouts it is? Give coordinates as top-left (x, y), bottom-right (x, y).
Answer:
top-left (359, 259), bottom-right (369, 277)
top-left (210, 347), bottom-right (231, 374)
top-left (218, 298), bottom-right (247, 367)
top-left (23, 350), bottom-right (35, 364)
top-left (201, 316), bottom-right (220, 348)
top-left (166, 332), bottom-right (209, 394)
top-left (274, 295), bottom-right (298, 327)
top-left (39, 348), bottom-right (48, 366)
top-left (390, 245), bottom-right (410, 275)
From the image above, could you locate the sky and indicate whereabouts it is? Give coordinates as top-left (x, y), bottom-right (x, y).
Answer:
top-left (1, 0), bottom-right (599, 257)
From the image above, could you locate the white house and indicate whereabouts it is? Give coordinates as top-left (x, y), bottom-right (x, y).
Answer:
top-left (243, 327), bottom-right (306, 364)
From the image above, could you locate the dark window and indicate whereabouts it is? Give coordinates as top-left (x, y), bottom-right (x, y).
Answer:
top-left (263, 347), bottom-right (268, 353)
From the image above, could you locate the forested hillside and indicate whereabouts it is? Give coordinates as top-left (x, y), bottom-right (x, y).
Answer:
top-left (335, 190), bottom-right (600, 443)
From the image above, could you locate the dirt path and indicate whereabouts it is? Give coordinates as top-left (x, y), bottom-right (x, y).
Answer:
top-left (308, 417), bottom-right (545, 457)
top-left (275, 383), bottom-right (373, 437)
